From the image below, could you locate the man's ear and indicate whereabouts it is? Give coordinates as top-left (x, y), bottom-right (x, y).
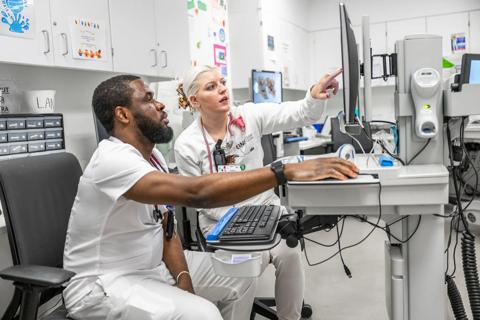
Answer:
top-left (114, 106), bottom-right (131, 125)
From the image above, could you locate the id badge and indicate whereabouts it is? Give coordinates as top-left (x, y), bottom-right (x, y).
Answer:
top-left (217, 164), bottom-right (246, 172)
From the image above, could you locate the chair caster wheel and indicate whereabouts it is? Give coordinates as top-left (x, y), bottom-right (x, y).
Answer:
top-left (301, 304), bottom-right (313, 318)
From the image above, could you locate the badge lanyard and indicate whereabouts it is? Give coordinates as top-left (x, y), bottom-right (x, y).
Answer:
top-left (149, 153), bottom-right (175, 239)
top-left (200, 113), bottom-right (245, 174)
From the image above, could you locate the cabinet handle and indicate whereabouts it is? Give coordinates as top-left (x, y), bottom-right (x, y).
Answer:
top-left (61, 33), bottom-right (69, 56)
top-left (160, 50), bottom-right (167, 68)
top-left (150, 49), bottom-right (158, 67)
top-left (41, 30), bottom-right (50, 54)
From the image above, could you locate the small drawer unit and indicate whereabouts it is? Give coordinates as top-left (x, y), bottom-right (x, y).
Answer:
top-left (45, 139), bottom-right (63, 151)
top-left (44, 128), bottom-right (63, 139)
top-left (0, 113), bottom-right (65, 159)
top-left (28, 141), bottom-right (46, 153)
top-left (26, 119), bottom-right (44, 129)
top-left (0, 144), bottom-right (9, 155)
top-left (27, 130), bottom-right (45, 141)
top-left (44, 117), bottom-right (62, 128)
top-left (9, 142), bottom-right (28, 154)
top-left (8, 131), bottom-right (27, 142)
top-left (7, 118), bottom-right (26, 130)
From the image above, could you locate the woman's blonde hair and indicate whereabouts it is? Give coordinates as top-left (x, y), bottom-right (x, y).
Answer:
top-left (177, 65), bottom-right (217, 110)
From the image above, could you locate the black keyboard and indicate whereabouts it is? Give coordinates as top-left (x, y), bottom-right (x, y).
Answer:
top-left (206, 205), bottom-right (281, 244)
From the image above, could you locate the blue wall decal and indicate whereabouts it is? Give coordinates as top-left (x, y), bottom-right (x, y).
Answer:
top-left (1, 0), bottom-right (30, 33)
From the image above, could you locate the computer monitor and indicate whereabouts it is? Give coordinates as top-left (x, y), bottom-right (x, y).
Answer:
top-left (461, 53), bottom-right (480, 85)
top-left (339, 3), bottom-right (360, 127)
top-left (251, 70), bottom-right (283, 104)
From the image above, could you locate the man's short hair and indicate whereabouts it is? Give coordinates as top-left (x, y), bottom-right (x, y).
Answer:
top-left (92, 75), bottom-right (141, 133)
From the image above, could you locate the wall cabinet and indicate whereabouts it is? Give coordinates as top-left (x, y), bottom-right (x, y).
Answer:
top-left (154, 0), bottom-right (191, 79)
top-left (0, 0), bottom-right (54, 66)
top-left (109, 0), bottom-right (191, 78)
top-left (0, 0), bottom-right (195, 78)
top-left (0, 0), bottom-right (113, 71)
top-left (109, 0), bottom-right (158, 76)
top-left (50, 0), bottom-right (112, 71)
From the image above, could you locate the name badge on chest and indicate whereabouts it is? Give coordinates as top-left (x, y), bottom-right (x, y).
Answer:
top-left (217, 164), bottom-right (246, 172)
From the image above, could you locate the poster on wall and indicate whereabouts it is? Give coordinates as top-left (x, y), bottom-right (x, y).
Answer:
top-left (187, 0), bottom-right (229, 77)
top-left (451, 33), bottom-right (467, 54)
top-left (68, 17), bottom-right (108, 61)
top-left (0, 0), bottom-right (35, 38)
top-left (213, 44), bottom-right (227, 76)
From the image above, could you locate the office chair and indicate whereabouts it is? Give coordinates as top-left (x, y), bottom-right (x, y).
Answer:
top-left (246, 134), bottom-right (313, 319)
top-left (0, 153), bottom-right (82, 320)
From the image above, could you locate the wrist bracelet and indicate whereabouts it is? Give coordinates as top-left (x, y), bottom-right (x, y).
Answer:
top-left (176, 270), bottom-right (190, 284)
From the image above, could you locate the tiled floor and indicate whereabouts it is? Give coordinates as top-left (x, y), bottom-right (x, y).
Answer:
top-left (254, 217), bottom-right (480, 320)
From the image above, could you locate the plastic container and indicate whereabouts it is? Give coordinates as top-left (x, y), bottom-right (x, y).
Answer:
top-left (211, 250), bottom-right (263, 278)
top-left (23, 90), bottom-right (55, 113)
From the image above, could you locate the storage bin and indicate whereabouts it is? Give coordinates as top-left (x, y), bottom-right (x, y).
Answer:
top-left (211, 250), bottom-right (262, 278)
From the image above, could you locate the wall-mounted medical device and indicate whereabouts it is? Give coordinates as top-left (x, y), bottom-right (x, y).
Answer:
top-left (410, 68), bottom-right (441, 139)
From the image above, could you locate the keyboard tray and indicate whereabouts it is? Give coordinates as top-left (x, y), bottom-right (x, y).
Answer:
top-left (206, 205), bottom-right (281, 246)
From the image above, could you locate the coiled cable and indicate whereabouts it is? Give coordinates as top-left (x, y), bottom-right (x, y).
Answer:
top-left (446, 275), bottom-right (469, 320)
top-left (462, 232), bottom-right (480, 319)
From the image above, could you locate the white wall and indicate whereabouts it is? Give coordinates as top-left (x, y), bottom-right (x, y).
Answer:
top-left (0, 63), bottom-right (161, 168)
top-left (307, 0), bottom-right (480, 30)
top-left (0, 64), bottom-right (111, 168)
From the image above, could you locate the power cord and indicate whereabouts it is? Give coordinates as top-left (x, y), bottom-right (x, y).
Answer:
top-left (406, 138), bottom-right (431, 165)
top-left (303, 182), bottom-right (382, 269)
top-left (361, 126), bottom-right (405, 166)
top-left (336, 220), bottom-right (352, 278)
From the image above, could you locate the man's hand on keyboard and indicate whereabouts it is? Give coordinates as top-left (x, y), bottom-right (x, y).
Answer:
top-left (285, 157), bottom-right (359, 181)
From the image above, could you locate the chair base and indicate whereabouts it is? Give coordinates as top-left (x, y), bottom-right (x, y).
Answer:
top-left (250, 297), bottom-right (277, 320)
top-left (250, 297), bottom-right (313, 319)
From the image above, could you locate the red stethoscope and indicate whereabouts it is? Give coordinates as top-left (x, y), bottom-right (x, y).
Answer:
top-left (200, 113), bottom-right (245, 174)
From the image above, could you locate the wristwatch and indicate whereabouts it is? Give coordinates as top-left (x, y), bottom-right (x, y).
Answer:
top-left (270, 161), bottom-right (287, 185)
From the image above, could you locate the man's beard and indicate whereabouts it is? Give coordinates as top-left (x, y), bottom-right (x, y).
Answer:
top-left (134, 111), bottom-right (173, 144)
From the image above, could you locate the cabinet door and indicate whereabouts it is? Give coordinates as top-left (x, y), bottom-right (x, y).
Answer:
top-left (427, 12), bottom-right (469, 56)
top-left (0, 0), bottom-right (53, 66)
top-left (155, 0), bottom-right (191, 79)
top-left (470, 10), bottom-right (480, 54)
top-left (49, 0), bottom-right (112, 71)
top-left (109, 0), bottom-right (158, 76)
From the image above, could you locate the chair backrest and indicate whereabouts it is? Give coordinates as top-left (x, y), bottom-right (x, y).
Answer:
top-left (261, 134), bottom-right (277, 166)
top-left (0, 152), bottom-right (82, 268)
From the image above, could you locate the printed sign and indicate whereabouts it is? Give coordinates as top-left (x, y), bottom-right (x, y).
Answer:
top-left (69, 17), bottom-right (108, 61)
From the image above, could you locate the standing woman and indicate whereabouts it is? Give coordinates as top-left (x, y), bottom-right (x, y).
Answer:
top-left (174, 65), bottom-right (341, 320)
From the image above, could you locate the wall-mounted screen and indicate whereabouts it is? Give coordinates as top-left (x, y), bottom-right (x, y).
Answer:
top-left (251, 70), bottom-right (283, 104)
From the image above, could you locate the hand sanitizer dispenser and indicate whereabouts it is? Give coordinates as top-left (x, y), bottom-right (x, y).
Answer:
top-left (410, 68), bottom-right (441, 139)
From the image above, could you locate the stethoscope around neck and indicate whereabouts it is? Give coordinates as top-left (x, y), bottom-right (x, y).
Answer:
top-left (200, 113), bottom-right (244, 174)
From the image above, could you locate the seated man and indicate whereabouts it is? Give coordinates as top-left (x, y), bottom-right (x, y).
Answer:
top-left (63, 75), bottom-right (358, 320)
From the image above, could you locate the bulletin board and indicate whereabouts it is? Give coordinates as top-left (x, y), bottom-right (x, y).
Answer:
top-left (187, 0), bottom-right (229, 78)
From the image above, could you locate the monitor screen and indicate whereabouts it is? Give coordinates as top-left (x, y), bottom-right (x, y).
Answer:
top-left (469, 59), bottom-right (480, 84)
top-left (251, 70), bottom-right (283, 104)
top-left (339, 3), bottom-right (359, 124)
top-left (461, 53), bottom-right (480, 85)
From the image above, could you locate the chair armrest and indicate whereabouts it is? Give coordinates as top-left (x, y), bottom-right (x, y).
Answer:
top-left (0, 265), bottom-right (75, 288)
